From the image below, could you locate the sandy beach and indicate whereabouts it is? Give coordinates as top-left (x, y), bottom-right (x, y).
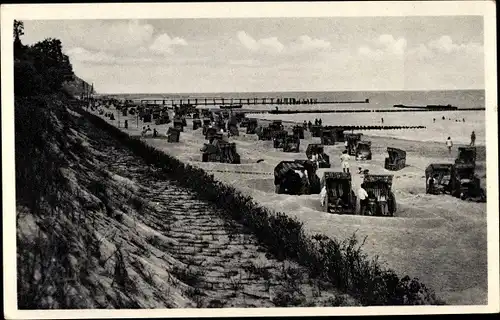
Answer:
top-left (99, 107), bottom-right (487, 305)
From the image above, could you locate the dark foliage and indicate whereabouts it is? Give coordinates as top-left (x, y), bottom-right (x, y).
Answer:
top-left (14, 20), bottom-right (74, 96)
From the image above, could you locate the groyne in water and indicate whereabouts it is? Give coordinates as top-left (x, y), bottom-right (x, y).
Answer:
top-left (78, 104), bottom-right (444, 306)
top-left (267, 108), bottom-right (485, 114)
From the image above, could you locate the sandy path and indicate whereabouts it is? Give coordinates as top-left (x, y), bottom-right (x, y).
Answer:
top-left (99, 108), bottom-right (487, 305)
top-left (109, 150), bottom-right (355, 308)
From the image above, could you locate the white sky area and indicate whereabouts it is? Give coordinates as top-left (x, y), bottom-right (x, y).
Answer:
top-left (21, 17), bottom-right (484, 93)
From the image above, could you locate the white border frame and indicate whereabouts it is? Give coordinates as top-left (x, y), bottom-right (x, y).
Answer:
top-left (2, 1), bottom-right (498, 318)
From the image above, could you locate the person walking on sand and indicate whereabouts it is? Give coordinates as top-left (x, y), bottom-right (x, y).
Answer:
top-left (381, 117), bottom-right (384, 124)
top-left (358, 183), bottom-right (369, 215)
top-left (340, 150), bottom-right (350, 173)
top-left (446, 137), bottom-right (453, 154)
top-left (470, 131), bottom-right (476, 146)
top-left (320, 183), bottom-right (327, 207)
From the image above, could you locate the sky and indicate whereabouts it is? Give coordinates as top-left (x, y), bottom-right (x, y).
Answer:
top-left (20, 16), bottom-right (484, 93)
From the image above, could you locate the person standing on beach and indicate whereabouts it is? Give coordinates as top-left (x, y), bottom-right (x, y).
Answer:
top-left (446, 137), bottom-right (453, 154)
top-left (381, 117), bottom-right (384, 124)
top-left (318, 118), bottom-right (322, 126)
top-left (470, 131), bottom-right (476, 146)
top-left (340, 150), bottom-right (350, 173)
top-left (358, 183), bottom-right (369, 215)
top-left (320, 183), bottom-right (327, 207)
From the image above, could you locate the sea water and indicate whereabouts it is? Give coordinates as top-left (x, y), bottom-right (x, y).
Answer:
top-left (106, 90), bottom-right (487, 145)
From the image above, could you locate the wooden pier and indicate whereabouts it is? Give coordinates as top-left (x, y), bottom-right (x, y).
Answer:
top-left (139, 97), bottom-right (370, 106)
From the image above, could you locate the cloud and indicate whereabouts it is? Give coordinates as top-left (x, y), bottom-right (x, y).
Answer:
top-left (378, 34), bottom-right (407, 55)
top-left (149, 33), bottom-right (188, 54)
top-left (295, 35), bottom-right (331, 51)
top-left (236, 31), bottom-right (332, 57)
top-left (358, 34), bottom-right (407, 59)
top-left (237, 31), bottom-right (285, 54)
top-left (66, 47), bottom-right (153, 65)
top-left (358, 46), bottom-right (385, 60)
top-left (408, 35), bottom-right (483, 61)
top-left (427, 35), bottom-right (483, 55)
top-left (80, 20), bottom-right (154, 53)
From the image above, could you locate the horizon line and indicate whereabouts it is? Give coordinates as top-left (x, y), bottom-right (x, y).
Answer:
top-left (95, 88), bottom-right (485, 95)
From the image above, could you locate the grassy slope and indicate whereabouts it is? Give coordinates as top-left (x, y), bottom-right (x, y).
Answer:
top-left (16, 96), bottom-right (196, 309)
top-left (16, 96), bottom-right (363, 309)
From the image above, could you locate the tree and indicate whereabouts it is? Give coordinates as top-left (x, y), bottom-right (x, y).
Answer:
top-left (28, 38), bottom-right (74, 92)
top-left (14, 20), bottom-right (25, 59)
top-left (13, 20), bottom-right (76, 96)
top-left (14, 19), bottom-right (24, 40)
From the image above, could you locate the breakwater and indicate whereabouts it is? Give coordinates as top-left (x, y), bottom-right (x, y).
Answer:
top-left (393, 104), bottom-right (458, 110)
top-left (78, 105), bottom-right (443, 306)
top-left (267, 108), bottom-right (485, 114)
top-left (328, 125), bottom-right (426, 131)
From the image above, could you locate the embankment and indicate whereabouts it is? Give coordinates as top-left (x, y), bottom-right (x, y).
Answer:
top-left (80, 106), bottom-right (444, 306)
top-left (17, 95), bottom-right (361, 308)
